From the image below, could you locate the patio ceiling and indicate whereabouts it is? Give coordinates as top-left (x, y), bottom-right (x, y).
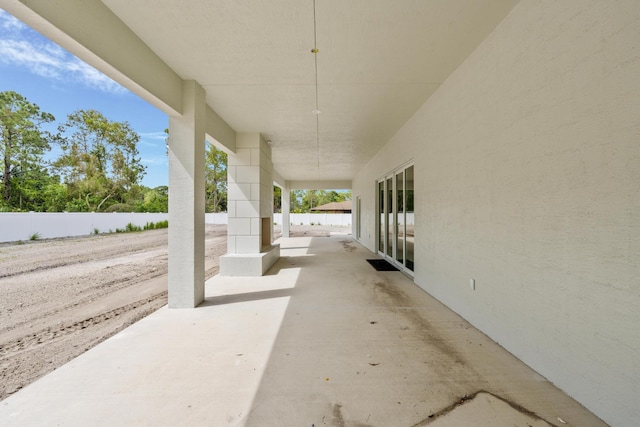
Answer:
top-left (102, 0), bottom-right (518, 182)
top-left (11, 0), bottom-right (518, 182)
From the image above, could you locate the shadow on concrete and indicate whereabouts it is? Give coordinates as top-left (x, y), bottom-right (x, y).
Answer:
top-left (200, 288), bottom-right (296, 307)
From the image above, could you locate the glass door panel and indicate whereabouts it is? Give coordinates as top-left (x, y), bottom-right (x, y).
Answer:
top-left (386, 177), bottom-right (393, 257)
top-left (405, 166), bottom-right (414, 272)
top-left (356, 196), bottom-right (361, 239)
top-left (395, 171), bottom-right (404, 265)
top-left (378, 181), bottom-right (385, 253)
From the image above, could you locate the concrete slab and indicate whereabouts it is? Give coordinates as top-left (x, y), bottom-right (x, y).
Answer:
top-left (0, 236), bottom-right (606, 426)
top-left (219, 244), bottom-right (280, 276)
top-left (424, 392), bottom-right (552, 427)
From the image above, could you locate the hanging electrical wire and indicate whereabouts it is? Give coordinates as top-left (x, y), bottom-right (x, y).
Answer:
top-left (311, 0), bottom-right (321, 174)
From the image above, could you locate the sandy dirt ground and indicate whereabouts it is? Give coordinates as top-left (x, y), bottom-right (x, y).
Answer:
top-left (0, 223), bottom-right (351, 401)
top-left (0, 225), bottom-right (227, 401)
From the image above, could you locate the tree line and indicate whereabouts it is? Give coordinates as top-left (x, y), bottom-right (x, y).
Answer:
top-left (0, 91), bottom-right (167, 212)
top-left (273, 187), bottom-right (351, 213)
top-left (1, 90), bottom-right (348, 214)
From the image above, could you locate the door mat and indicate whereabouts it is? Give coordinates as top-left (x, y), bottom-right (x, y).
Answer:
top-left (366, 259), bottom-right (399, 271)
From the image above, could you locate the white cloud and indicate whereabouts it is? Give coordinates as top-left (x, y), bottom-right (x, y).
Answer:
top-left (141, 156), bottom-right (168, 166)
top-left (139, 132), bottom-right (168, 148)
top-left (0, 10), bottom-right (127, 94)
top-left (138, 140), bottom-right (159, 148)
top-left (0, 40), bottom-right (64, 79)
top-left (140, 131), bottom-right (168, 140)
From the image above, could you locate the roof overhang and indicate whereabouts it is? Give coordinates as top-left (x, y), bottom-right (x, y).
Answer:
top-left (1, 0), bottom-right (518, 183)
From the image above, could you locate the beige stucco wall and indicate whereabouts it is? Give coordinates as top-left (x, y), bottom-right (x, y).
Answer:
top-left (352, 2), bottom-right (640, 425)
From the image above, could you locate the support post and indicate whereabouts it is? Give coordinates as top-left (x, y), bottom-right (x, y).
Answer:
top-left (167, 80), bottom-right (206, 307)
top-left (282, 186), bottom-right (290, 238)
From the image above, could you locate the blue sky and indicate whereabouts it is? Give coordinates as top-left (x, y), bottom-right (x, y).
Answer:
top-left (0, 9), bottom-right (169, 188)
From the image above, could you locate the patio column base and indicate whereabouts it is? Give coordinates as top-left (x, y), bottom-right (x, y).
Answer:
top-left (219, 244), bottom-right (280, 276)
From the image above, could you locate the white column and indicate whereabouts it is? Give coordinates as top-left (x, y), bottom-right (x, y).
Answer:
top-left (220, 133), bottom-right (280, 276)
top-left (167, 80), bottom-right (206, 308)
top-left (282, 186), bottom-right (290, 238)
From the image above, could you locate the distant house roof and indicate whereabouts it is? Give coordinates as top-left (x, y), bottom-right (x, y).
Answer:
top-left (310, 200), bottom-right (352, 213)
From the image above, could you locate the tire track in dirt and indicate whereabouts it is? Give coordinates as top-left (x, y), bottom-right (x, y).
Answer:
top-left (0, 264), bottom-right (168, 338)
top-left (0, 232), bottom-right (172, 279)
top-left (0, 292), bottom-right (168, 357)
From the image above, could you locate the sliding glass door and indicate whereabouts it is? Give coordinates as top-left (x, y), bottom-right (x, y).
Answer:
top-left (377, 164), bottom-right (414, 273)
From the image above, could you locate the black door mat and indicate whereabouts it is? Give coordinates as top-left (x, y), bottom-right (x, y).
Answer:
top-left (366, 259), bottom-right (399, 271)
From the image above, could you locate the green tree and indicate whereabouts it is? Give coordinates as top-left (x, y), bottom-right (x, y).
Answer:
top-left (205, 142), bottom-right (227, 213)
top-left (273, 186), bottom-right (282, 213)
top-left (139, 185), bottom-right (168, 212)
top-left (305, 190), bottom-right (319, 210)
top-left (327, 190), bottom-right (351, 203)
top-left (12, 168), bottom-right (67, 211)
top-left (55, 109), bottom-right (146, 211)
top-left (39, 178), bottom-right (69, 212)
top-left (291, 189), bottom-right (306, 213)
top-left (0, 91), bottom-right (55, 210)
top-left (289, 189), bottom-right (351, 213)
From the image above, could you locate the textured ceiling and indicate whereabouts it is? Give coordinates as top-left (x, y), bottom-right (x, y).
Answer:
top-left (102, 0), bottom-right (517, 182)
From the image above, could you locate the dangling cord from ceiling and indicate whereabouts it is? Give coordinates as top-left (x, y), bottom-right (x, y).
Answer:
top-left (312, 0), bottom-right (320, 174)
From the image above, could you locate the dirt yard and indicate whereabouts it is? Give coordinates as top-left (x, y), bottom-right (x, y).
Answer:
top-left (0, 225), bottom-right (227, 401)
top-left (0, 223), bottom-right (350, 400)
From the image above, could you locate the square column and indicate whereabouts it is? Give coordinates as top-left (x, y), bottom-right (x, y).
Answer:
top-left (282, 186), bottom-right (290, 238)
top-left (167, 80), bottom-right (206, 307)
top-left (220, 133), bottom-right (279, 276)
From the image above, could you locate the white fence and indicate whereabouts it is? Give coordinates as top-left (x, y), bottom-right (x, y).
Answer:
top-left (0, 212), bottom-right (169, 243)
top-left (204, 213), bottom-right (228, 224)
top-left (0, 212), bottom-right (352, 243)
top-left (273, 213), bottom-right (352, 226)
top-left (207, 213), bottom-right (351, 226)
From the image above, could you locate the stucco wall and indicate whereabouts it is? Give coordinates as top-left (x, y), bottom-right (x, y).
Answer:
top-left (352, 2), bottom-right (640, 425)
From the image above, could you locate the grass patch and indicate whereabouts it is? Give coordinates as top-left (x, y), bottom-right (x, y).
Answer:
top-left (115, 220), bottom-right (168, 233)
top-left (29, 232), bottom-right (41, 241)
top-left (144, 220), bottom-right (168, 230)
top-left (115, 223), bottom-right (140, 233)
top-left (125, 222), bottom-right (141, 232)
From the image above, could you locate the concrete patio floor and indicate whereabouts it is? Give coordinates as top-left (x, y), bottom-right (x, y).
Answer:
top-left (0, 235), bottom-right (607, 426)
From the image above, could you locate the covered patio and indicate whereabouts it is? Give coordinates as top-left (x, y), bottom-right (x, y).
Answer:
top-left (1, 1), bottom-right (638, 425)
top-left (0, 234), bottom-right (606, 426)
